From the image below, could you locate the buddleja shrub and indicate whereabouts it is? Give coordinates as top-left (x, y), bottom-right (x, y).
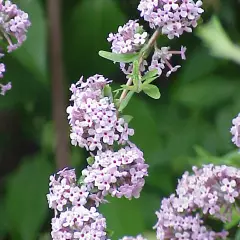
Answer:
top-left (3, 0), bottom-right (240, 239)
top-left (44, 1), bottom-right (240, 239)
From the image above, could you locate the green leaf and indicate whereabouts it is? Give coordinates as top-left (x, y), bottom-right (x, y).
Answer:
top-left (39, 233), bottom-right (51, 240)
top-left (124, 96), bottom-right (163, 166)
top-left (77, 175), bottom-right (86, 185)
top-left (142, 76), bottom-right (159, 85)
top-left (142, 69), bottom-right (158, 81)
top-left (12, 0), bottom-right (47, 83)
top-left (197, 16), bottom-right (240, 65)
top-left (142, 84), bottom-right (161, 99)
top-left (71, 146), bottom-right (84, 168)
top-left (122, 115), bottom-right (133, 123)
top-left (173, 76), bottom-right (239, 109)
top-left (99, 51), bottom-right (139, 63)
top-left (65, 0), bottom-right (126, 77)
top-left (103, 85), bottom-right (113, 101)
top-left (87, 156), bottom-right (95, 166)
top-left (119, 91), bottom-right (134, 112)
top-left (100, 197), bottom-right (145, 239)
top-left (6, 155), bottom-right (52, 240)
top-left (179, 46), bottom-right (221, 83)
top-left (224, 208), bottom-right (240, 230)
top-left (120, 84), bottom-right (136, 91)
top-left (106, 229), bottom-right (114, 238)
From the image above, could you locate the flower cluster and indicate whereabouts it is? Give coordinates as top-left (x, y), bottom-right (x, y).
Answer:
top-left (138, 0), bottom-right (204, 39)
top-left (47, 168), bottom-right (89, 214)
top-left (230, 113), bottom-right (240, 148)
top-left (107, 20), bottom-right (149, 76)
top-left (107, 20), bottom-right (148, 54)
top-left (82, 145), bottom-right (148, 200)
top-left (49, 71), bottom-right (150, 238)
top-left (0, 0), bottom-right (31, 52)
top-left (0, 62), bottom-right (11, 95)
top-left (47, 168), bottom-right (109, 240)
top-left (0, 0), bottom-right (31, 96)
top-left (120, 235), bottom-right (147, 240)
top-left (67, 75), bottom-right (134, 151)
top-left (107, 23), bottom-right (187, 77)
top-left (154, 164), bottom-right (240, 239)
top-left (149, 46), bottom-right (186, 77)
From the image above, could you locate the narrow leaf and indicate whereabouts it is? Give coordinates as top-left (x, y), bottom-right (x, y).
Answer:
top-left (99, 51), bottom-right (139, 63)
top-left (143, 76), bottom-right (159, 85)
top-left (6, 156), bottom-right (52, 240)
top-left (87, 156), bottom-right (95, 166)
top-left (121, 84), bottom-right (136, 91)
top-left (103, 85), bottom-right (113, 101)
top-left (142, 84), bottom-right (161, 99)
top-left (197, 16), bottom-right (240, 65)
top-left (119, 91), bottom-right (134, 112)
top-left (142, 69), bottom-right (158, 81)
top-left (122, 115), bottom-right (133, 123)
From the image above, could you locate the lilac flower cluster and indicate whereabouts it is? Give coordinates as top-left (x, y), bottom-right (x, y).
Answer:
top-left (154, 164), bottom-right (240, 239)
top-left (106, 0), bottom-right (205, 78)
top-left (107, 22), bottom-right (187, 77)
top-left (82, 145), bottom-right (148, 200)
top-left (230, 113), bottom-right (240, 148)
top-left (107, 20), bottom-right (148, 76)
top-left (0, 0), bottom-right (31, 52)
top-left (0, 0), bottom-right (31, 96)
top-left (120, 235), bottom-right (147, 240)
top-left (138, 0), bottom-right (204, 39)
top-left (47, 168), bottom-right (109, 240)
top-left (67, 75), bottom-right (134, 151)
top-left (107, 20), bottom-right (148, 54)
top-left (48, 73), bottom-right (149, 238)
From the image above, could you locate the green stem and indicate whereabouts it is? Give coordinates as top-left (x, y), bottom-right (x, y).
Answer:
top-left (119, 28), bottom-right (161, 103)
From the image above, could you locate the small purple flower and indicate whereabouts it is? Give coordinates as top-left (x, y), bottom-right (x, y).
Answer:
top-left (120, 235), bottom-right (147, 240)
top-left (67, 75), bottom-right (134, 151)
top-left (0, 63), bottom-right (5, 77)
top-left (230, 113), bottom-right (240, 148)
top-left (138, 0), bottom-right (204, 39)
top-left (82, 144), bottom-right (148, 200)
top-left (149, 46), bottom-right (186, 77)
top-left (107, 20), bottom-right (148, 54)
top-left (47, 168), bottom-right (109, 239)
top-left (0, 0), bottom-right (31, 52)
top-left (154, 164), bottom-right (240, 239)
top-left (0, 82), bottom-right (11, 95)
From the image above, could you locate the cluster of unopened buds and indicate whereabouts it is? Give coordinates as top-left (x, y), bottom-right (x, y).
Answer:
top-left (0, 0), bottom-right (31, 95)
top-left (46, 0), bottom-right (240, 239)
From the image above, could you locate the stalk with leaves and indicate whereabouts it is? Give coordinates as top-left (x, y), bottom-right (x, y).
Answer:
top-left (45, 0), bottom-right (240, 239)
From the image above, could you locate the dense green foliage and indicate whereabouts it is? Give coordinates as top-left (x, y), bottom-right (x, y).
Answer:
top-left (0, 0), bottom-right (240, 239)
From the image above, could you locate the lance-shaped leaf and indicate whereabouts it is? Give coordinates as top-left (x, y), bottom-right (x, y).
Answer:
top-left (142, 84), bottom-right (161, 99)
top-left (142, 69), bottom-right (158, 81)
top-left (99, 51), bottom-right (139, 63)
top-left (119, 91), bottom-right (135, 112)
top-left (197, 16), bottom-right (240, 65)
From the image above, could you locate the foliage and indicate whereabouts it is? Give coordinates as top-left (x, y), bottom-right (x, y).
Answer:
top-left (1, 0), bottom-right (240, 239)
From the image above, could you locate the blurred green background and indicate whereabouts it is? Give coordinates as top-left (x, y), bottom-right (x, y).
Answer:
top-left (1, 0), bottom-right (240, 239)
